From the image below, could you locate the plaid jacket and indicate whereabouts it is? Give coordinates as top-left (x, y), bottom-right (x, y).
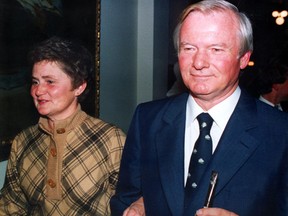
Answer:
top-left (0, 108), bottom-right (125, 215)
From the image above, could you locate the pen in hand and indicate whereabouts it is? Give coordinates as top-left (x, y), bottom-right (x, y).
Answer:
top-left (204, 170), bottom-right (218, 208)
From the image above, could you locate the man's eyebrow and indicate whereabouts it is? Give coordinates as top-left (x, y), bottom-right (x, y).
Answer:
top-left (179, 42), bottom-right (194, 47)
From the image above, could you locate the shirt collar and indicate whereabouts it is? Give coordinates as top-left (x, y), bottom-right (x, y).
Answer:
top-left (187, 87), bottom-right (241, 130)
top-left (259, 95), bottom-right (275, 107)
top-left (259, 96), bottom-right (283, 111)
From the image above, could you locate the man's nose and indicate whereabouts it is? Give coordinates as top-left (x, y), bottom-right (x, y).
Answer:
top-left (192, 51), bottom-right (209, 70)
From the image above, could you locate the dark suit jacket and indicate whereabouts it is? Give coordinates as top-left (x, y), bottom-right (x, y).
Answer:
top-left (110, 91), bottom-right (288, 216)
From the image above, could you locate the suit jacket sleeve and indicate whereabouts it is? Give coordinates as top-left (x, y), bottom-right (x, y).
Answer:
top-left (110, 105), bottom-right (143, 215)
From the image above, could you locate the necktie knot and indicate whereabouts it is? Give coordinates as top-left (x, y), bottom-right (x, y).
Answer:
top-left (197, 113), bottom-right (213, 132)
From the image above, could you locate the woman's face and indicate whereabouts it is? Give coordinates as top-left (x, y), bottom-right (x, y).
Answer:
top-left (30, 61), bottom-right (86, 121)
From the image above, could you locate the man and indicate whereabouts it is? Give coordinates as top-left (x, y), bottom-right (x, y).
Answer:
top-left (110, 0), bottom-right (288, 215)
top-left (246, 45), bottom-right (288, 111)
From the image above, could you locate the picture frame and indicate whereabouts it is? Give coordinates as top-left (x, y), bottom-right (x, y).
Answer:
top-left (0, 0), bottom-right (101, 161)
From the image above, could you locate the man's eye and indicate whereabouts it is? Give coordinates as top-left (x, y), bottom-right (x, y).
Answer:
top-left (211, 48), bottom-right (223, 53)
top-left (184, 47), bottom-right (192, 51)
top-left (181, 46), bottom-right (195, 52)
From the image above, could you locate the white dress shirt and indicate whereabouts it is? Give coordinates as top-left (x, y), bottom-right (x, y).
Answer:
top-left (184, 87), bottom-right (241, 184)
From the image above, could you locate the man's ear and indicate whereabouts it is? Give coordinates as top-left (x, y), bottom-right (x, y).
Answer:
top-left (272, 83), bottom-right (280, 91)
top-left (75, 82), bottom-right (87, 96)
top-left (240, 51), bottom-right (252, 69)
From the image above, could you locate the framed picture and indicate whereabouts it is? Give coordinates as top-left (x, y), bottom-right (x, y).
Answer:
top-left (0, 0), bottom-right (100, 161)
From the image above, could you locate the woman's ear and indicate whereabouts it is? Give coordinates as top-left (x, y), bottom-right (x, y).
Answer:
top-left (75, 82), bottom-right (87, 96)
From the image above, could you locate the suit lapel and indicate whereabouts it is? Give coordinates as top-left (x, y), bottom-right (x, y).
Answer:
top-left (156, 93), bottom-right (188, 216)
top-left (211, 91), bottom-right (260, 195)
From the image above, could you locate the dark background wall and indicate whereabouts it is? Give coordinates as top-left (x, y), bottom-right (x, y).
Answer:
top-left (0, 0), bottom-right (97, 161)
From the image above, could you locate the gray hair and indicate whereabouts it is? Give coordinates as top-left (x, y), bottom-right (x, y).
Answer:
top-left (173, 0), bottom-right (253, 57)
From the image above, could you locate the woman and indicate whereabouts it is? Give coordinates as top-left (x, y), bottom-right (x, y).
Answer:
top-left (0, 37), bottom-right (126, 215)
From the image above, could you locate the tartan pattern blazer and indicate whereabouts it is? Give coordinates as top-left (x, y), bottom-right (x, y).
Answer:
top-left (0, 109), bottom-right (125, 216)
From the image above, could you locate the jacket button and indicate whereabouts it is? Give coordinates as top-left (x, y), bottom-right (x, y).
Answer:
top-left (50, 148), bottom-right (57, 157)
top-left (56, 128), bottom-right (65, 134)
top-left (47, 179), bottom-right (56, 188)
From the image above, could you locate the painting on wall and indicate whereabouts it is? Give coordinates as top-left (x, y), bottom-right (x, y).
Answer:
top-left (0, 0), bottom-right (100, 161)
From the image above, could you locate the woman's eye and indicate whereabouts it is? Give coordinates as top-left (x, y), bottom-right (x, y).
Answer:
top-left (47, 80), bottom-right (54, 84)
top-left (31, 80), bottom-right (38, 85)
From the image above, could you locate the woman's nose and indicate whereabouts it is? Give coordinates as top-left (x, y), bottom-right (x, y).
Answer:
top-left (32, 84), bottom-right (45, 96)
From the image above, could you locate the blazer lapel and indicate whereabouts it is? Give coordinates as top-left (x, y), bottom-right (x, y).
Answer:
top-left (156, 93), bottom-right (188, 216)
top-left (211, 91), bottom-right (260, 195)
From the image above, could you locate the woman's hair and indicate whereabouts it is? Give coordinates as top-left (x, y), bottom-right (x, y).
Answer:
top-left (173, 0), bottom-right (253, 57)
top-left (28, 36), bottom-right (94, 102)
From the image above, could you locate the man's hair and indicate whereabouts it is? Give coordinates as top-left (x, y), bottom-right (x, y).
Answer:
top-left (254, 45), bottom-right (288, 94)
top-left (28, 36), bottom-right (94, 102)
top-left (173, 0), bottom-right (253, 57)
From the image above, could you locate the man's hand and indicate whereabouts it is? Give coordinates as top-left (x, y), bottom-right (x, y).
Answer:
top-left (195, 208), bottom-right (239, 216)
top-left (123, 197), bottom-right (145, 216)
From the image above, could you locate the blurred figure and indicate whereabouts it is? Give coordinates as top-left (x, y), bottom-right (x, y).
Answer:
top-left (240, 44), bottom-right (288, 111)
top-left (258, 46), bottom-right (288, 110)
top-left (166, 62), bottom-right (187, 97)
top-left (0, 37), bottom-right (125, 215)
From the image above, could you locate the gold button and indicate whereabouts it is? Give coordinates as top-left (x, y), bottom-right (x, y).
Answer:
top-left (50, 148), bottom-right (57, 157)
top-left (56, 128), bottom-right (65, 134)
top-left (47, 179), bottom-right (56, 188)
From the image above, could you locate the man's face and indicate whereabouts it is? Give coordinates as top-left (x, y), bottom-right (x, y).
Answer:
top-left (178, 10), bottom-right (251, 107)
top-left (276, 76), bottom-right (288, 102)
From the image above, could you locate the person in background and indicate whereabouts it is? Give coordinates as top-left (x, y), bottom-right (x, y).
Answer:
top-left (241, 45), bottom-right (288, 111)
top-left (166, 62), bottom-right (188, 97)
top-left (110, 0), bottom-right (288, 215)
top-left (0, 36), bottom-right (126, 215)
